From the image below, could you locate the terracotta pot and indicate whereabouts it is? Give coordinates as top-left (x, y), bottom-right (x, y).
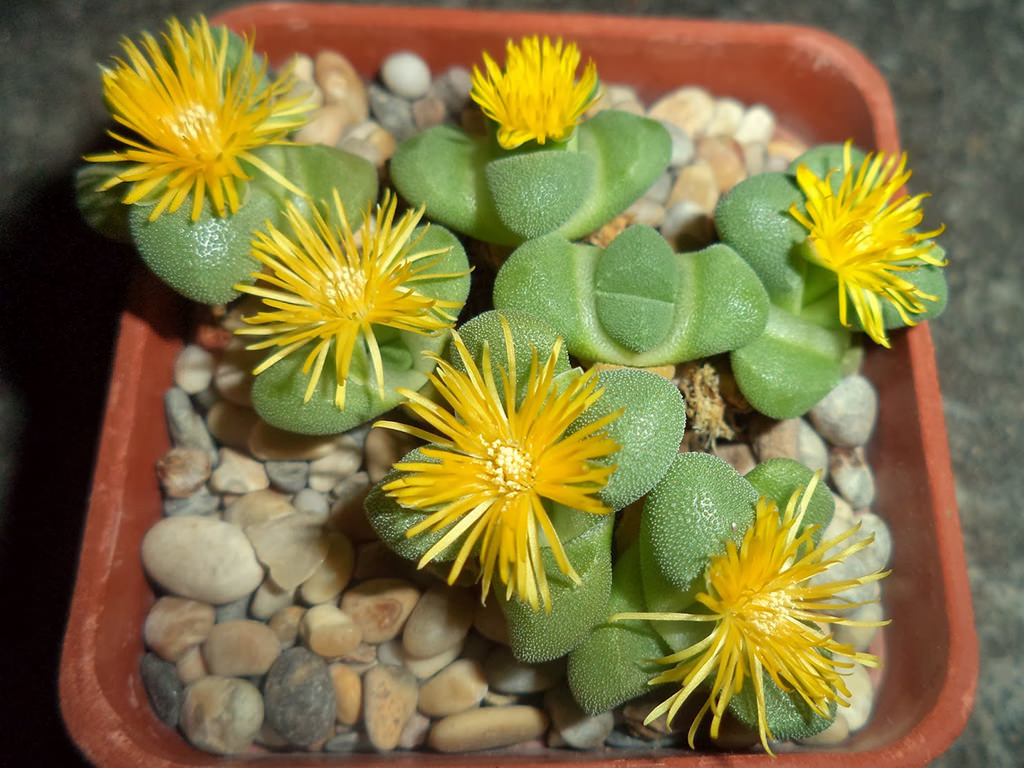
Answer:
top-left (59, 4), bottom-right (977, 767)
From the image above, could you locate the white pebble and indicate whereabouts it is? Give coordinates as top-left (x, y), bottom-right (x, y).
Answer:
top-left (173, 345), bottom-right (215, 394)
top-left (809, 374), bottom-right (879, 448)
top-left (734, 104), bottom-right (776, 145)
top-left (381, 51), bottom-right (432, 100)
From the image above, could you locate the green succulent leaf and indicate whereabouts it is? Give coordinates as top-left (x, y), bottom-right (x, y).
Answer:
top-left (730, 304), bottom-right (851, 419)
top-left (744, 458), bottom-right (834, 545)
top-left (497, 514), bottom-right (614, 663)
top-left (787, 143), bottom-right (867, 183)
top-left (728, 667), bottom-right (836, 741)
top-left (714, 171), bottom-right (808, 312)
top-left (566, 367), bottom-right (686, 512)
top-left (493, 228), bottom-right (769, 366)
top-left (640, 452), bottom-right (758, 601)
top-left (567, 540), bottom-right (669, 715)
top-left (75, 163), bottom-right (133, 243)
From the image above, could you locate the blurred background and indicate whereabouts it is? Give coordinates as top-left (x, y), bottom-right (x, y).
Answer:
top-left (1, 0), bottom-right (1019, 765)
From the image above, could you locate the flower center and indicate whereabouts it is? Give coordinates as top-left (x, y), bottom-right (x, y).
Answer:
top-left (741, 588), bottom-right (795, 636)
top-left (484, 439), bottom-right (535, 494)
top-left (169, 103), bottom-right (219, 151)
top-left (324, 264), bottom-right (369, 318)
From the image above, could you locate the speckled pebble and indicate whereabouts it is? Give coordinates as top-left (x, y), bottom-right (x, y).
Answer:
top-left (180, 676), bottom-right (263, 755)
top-left (428, 705), bottom-right (549, 753)
top-left (263, 647), bottom-right (337, 747)
top-left (381, 51), bottom-right (432, 99)
top-left (142, 516), bottom-right (264, 604)
top-left (809, 374), bottom-right (879, 448)
top-left (140, 652), bottom-right (184, 727)
top-left (363, 664), bottom-right (419, 752)
top-left (431, 66), bottom-right (473, 114)
top-left (173, 345), bottom-right (215, 394)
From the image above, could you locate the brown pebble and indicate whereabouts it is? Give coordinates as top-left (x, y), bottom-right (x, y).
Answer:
top-left (340, 578), bottom-right (421, 643)
top-left (202, 619), bottom-right (281, 676)
top-left (143, 596), bottom-right (216, 662)
top-left (155, 447), bottom-right (211, 498)
top-left (300, 603), bottom-right (363, 659)
top-left (268, 605), bottom-right (306, 649)
top-left (428, 705), bottom-right (548, 753)
top-left (330, 662), bottom-right (363, 725)
top-left (363, 664), bottom-right (419, 752)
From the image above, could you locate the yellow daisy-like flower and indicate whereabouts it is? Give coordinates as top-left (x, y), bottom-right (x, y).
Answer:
top-left (378, 321), bottom-right (619, 611)
top-left (470, 35), bottom-right (600, 149)
top-left (614, 474), bottom-right (888, 755)
top-left (87, 15), bottom-right (311, 221)
top-left (790, 140), bottom-right (946, 347)
top-left (235, 190), bottom-right (465, 409)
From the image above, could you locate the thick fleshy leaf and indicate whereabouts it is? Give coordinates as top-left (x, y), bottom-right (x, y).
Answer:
top-left (640, 452), bottom-right (758, 599)
top-left (714, 171), bottom-right (808, 312)
top-left (730, 305), bottom-right (850, 419)
top-left (497, 514), bottom-right (614, 663)
top-left (728, 666), bottom-right (836, 741)
top-left (567, 541), bottom-right (668, 714)
top-left (566, 367), bottom-right (686, 512)
top-left (493, 230), bottom-right (769, 366)
top-left (744, 458), bottom-right (834, 545)
top-left (75, 163), bottom-right (133, 243)
top-left (485, 149), bottom-right (595, 240)
top-left (787, 143), bottom-right (867, 183)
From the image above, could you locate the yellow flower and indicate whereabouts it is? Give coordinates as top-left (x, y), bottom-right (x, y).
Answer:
top-left (87, 15), bottom-right (311, 221)
top-left (789, 140), bottom-right (946, 347)
top-left (235, 190), bottom-right (465, 408)
top-left (613, 474), bottom-right (888, 754)
top-left (470, 35), bottom-right (600, 149)
top-left (378, 321), bottom-right (619, 611)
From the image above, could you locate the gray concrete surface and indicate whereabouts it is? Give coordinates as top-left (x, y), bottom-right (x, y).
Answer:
top-left (1, 0), bottom-right (1019, 764)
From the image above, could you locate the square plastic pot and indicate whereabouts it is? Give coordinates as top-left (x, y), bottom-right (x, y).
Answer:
top-left (60, 4), bottom-right (977, 767)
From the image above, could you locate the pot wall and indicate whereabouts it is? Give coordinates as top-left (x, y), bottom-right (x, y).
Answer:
top-left (59, 5), bottom-right (977, 767)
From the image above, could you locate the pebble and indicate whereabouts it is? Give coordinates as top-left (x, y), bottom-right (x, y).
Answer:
top-left (173, 345), bottom-right (215, 394)
top-left (696, 135), bottom-right (747, 193)
top-left (661, 199), bottom-right (714, 248)
top-left (428, 705), bottom-right (549, 753)
top-left (213, 593), bottom-right (249, 623)
top-left (294, 103), bottom-right (356, 146)
top-left (350, 121), bottom-right (398, 166)
top-left (642, 171), bottom-right (673, 205)
top-left (301, 603), bottom-right (363, 659)
top-left (308, 437), bottom-right (362, 492)
top-left (647, 85), bottom-right (714, 137)
top-left (223, 489), bottom-right (295, 528)
top-left (472, 599), bottom-right (511, 646)
top-left (263, 647), bottom-right (337, 747)
top-left (140, 652), bottom-right (184, 727)
top-left (163, 489), bottom-right (219, 517)
top-left (213, 340), bottom-right (258, 407)
top-left (626, 198), bottom-right (667, 228)
top-left (740, 140), bottom-right (767, 176)
top-left (834, 599), bottom-right (885, 652)
top-left (327, 471), bottom-right (375, 541)
top-left (403, 584), bottom-right (475, 658)
top-left (180, 676), bottom-right (264, 755)
top-left (809, 374), bottom-right (879, 448)
top-left (315, 50), bottom-right (369, 121)
top-left (293, 487), bottom-right (330, 519)
top-left (247, 577), bottom-right (293, 621)
top-left (175, 644), bottom-right (208, 685)
top-left (323, 729), bottom-right (373, 753)
top-left (364, 426), bottom-right (420, 483)
top-left (545, 684), bottom-right (616, 749)
top-left (798, 712), bottom-right (851, 746)
top-left (143, 596), bottom-right (216, 661)
top-left (431, 66), bottom-right (473, 114)
top-left (830, 447), bottom-right (876, 508)
top-left (659, 120), bottom-right (696, 169)
top-left (245, 512), bottom-right (330, 590)
top-left (713, 442), bottom-right (757, 475)
top-left (705, 97), bottom-right (745, 137)
top-left (412, 96), bottom-right (448, 131)
top-left (340, 578), bottom-right (421, 643)
top-left (330, 663), bottom-right (363, 725)
top-left (398, 710), bottom-right (432, 750)
top-left (141, 516), bottom-right (264, 604)
top-left (483, 646), bottom-right (564, 694)
top-left (264, 460), bottom-right (309, 494)
top-left (248, 420), bottom-right (343, 461)
top-left (418, 659), bottom-right (488, 717)
top-left (848, 511), bottom-right (894, 571)
top-left (840, 663), bottom-right (874, 731)
top-left (205, 400), bottom-right (259, 453)
top-left (202, 619), bottom-right (281, 676)
top-left (751, 416), bottom-right (800, 462)
top-left (299, 530), bottom-right (355, 604)
top-left (666, 160), bottom-right (719, 213)
top-left (734, 104), bottom-right (777, 145)
top-left (210, 447), bottom-right (269, 494)
top-left (368, 83), bottom-right (418, 141)
top-left (164, 388), bottom-right (217, 464)
top-left (268, 605), bottom-right (305, 649)
top-left (363, 664), bottom-right (420, 752)
top-left (381, 51), bottom-right (432, 99)
top-left (797, 418), bottom-right (830, 478)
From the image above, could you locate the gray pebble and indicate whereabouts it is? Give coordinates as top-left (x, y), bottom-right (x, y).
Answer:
top-left (164, 388), bottom-right (217, 465)
top-left (809, 374), bottom-right (879, 448)
top-left (140, 652), bottom-right (184, 727)
top-left (162, 489), bottom-right (219, 517)
top-left (265, 460), bottom-right (309, 494)
top-left (213, 594), bottom-right (251, 624)
top-left (605, 728), bottom-right (677, 749)
top-left (431, 66), bottom-right (473, 115)
top-left (848, 511), bottom-right (893, 571)
top-left (797, 418), bottom-right (830, 478)
top-left (381, 51), bottom-right (432, 99)
top-left (483, 646), bottom-right (564, 694)
top-left (292, 487), bottom-right (329, 518)
top-left (368, 83), bottom-right (418, 141)
top-left (830, 446), bottom-right (876, 508)
top-left (544, 683), bottom-right (615, 749)
top-left (180, 676), bottom-right (263, 755)
top-left (659, 119), bottom-right (695, 168)
top-left (323, 730), bottom-right (375, 753)
top-left (263, 647), bottom-right (336, 747)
